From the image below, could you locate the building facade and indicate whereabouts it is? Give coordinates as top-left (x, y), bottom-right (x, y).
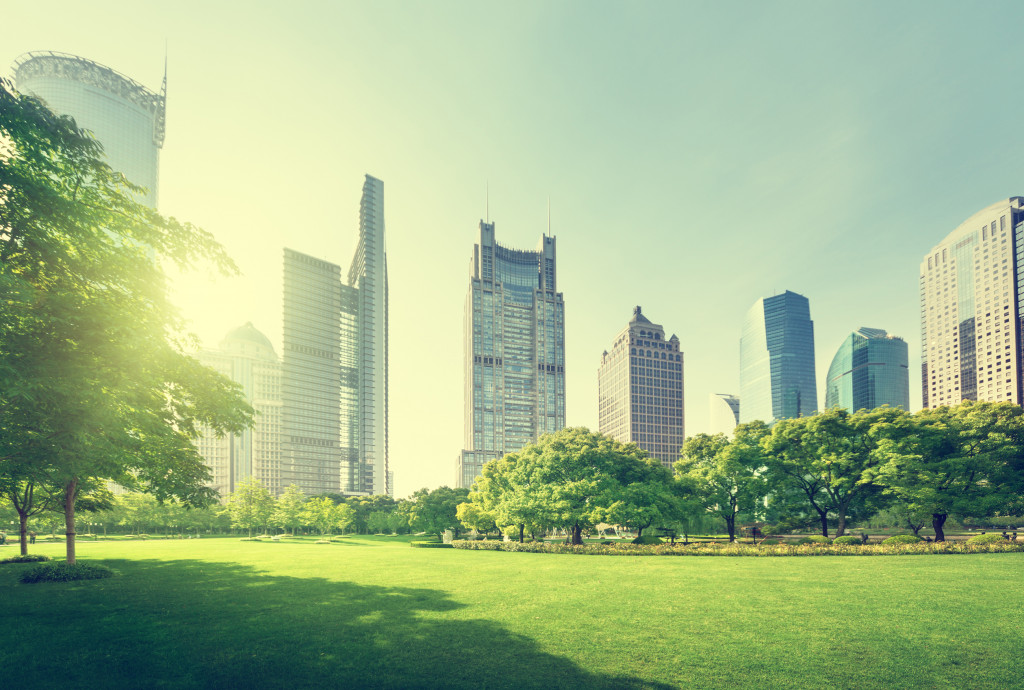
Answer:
top-left (281, 175), bottom-right (388, 496)
top-left (825, 328), bottom-right (909, 413)
top-left (457, 221), bottom-right (565, 488)
top-left (708, 393), bottom-right (740, 436)
top-left (739, 290), bottom-right (817, 424)
top-left (921, 198), bottom-right (1024, 407)
top-left (196, 323), bottom-right (282, 497)
top-left (14, 51), bottom-right (166, 209)
top-left (598, 307), bottom-right (684, 468)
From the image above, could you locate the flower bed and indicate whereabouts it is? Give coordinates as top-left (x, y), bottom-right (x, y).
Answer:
top-left (450, 539), bottom-right (1024, 557)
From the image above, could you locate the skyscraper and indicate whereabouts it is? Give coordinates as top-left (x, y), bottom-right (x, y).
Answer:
top-left (825, 328), bottom-right (909, 413)
top-left (281, 175), bottom-right (388, 496)
top-left (457, 221), bottom-right (565, 488)
top-left (708, 393), bottom-right (740, 436)
top-left (598, 307), bottom-right (684, 468)
top-left (14, 51), bottom-right (166, 209)
top-left (920, 197), bottom-right (1024, 407)
top-left (739, 290), bottom-right (817, 424)
top-left (197, 323), bottom-right (282, 496)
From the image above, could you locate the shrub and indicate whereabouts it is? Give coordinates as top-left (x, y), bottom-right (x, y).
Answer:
top-left (758, 539), bottom-right (781, 546)
top-left (967, 533), bottom-right (1009, 545)
top-left (797, 536), bottom-right (832, 545)
top-left (632, 535), bottom-right (664, 545)
top-left (882, 534), bottom-right (924, 545)
top-left (410, 541), bottom-right (453, 549)
top-left (19, 562), bottom-right (117, 583)
top-left (1, 554), bottom-right (51, 565)
top-left (833, 536), bottom-right (862, 545)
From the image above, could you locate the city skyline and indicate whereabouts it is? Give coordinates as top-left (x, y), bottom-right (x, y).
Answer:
top-left (8, 2), bottom-right (1024, 496)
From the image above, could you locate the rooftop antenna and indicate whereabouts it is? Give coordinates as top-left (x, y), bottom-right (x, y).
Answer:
top-left (486, 181), bottom-right (489, 223)
top-left (547, 196), bottom-right (551, 237)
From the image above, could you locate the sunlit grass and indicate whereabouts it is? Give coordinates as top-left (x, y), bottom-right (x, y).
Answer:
top-left (1, 535), bottom-right (1021, 688)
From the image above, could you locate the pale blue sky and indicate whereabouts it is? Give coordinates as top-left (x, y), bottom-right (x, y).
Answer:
top-left (8, 1), bottom-right (1024, 496)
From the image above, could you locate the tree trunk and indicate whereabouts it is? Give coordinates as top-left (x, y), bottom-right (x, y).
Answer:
top-left (835, 504), bottom-right (849, 537)
top-left (932, 513), bottom-right (947, 542)
top-left (65, 478), bottom-right (78, 565)
top-left (637, 525), bottom-right (644, 538)
top-left (518, 524), bottom-right (524, 543)
top-left (725, 516), bottom-right (736, 542)
top-left (907, 519), bottom-right (922, 536)
top-left (19, 513), bottom-right (28, 556)
top-left (819, 512), bottom-right (829, 538)
top-left (571, 523), bottom-right (583, 545)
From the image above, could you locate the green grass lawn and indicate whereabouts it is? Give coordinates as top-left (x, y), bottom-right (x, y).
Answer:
top-left (1, 536), bottom-right (1021, 689)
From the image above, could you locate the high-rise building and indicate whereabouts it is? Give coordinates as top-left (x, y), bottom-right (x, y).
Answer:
top-left (197, 324), bottom-right (282, 497)
top-left (825, 328), bottom-right (909, 413)
top-left (281, 175), bottom-right (388, 496)
top-left (920, 198), bottom-right (1024, 407)
top-left (708, 393), bottom-right (740, 435)
top-left (598, 307), bottom-right (684, 468)
top-left (739, 290), bottom-right (817, 424)
top-left (457, 221), bottom-right (565, 488)
top-left (14, 51), bottom-right (166, 209)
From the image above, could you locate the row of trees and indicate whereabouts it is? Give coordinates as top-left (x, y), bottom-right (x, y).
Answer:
top-left (461, 403), bottom-right (1024, 544)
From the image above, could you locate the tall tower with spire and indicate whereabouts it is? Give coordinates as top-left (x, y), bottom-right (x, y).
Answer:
top-left (598, 307), bottom-right (685, 468)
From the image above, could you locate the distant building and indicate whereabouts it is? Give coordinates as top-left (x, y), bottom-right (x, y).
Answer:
top-left (825, 328), bottom-right (909, 413)
top-left (921, 198), bottom-right (1024, 407)
top-left (281, 175), bottom-right (388, 496)
top-left (197, 323), bottom-right (282, 497)
top-left (598, 307), bottom-right (684, 468)
top-left (457, 221), bottom-right (565, 488)
top-left (14, 51), bottom-right (166, 209)
top-left (708, 394), bottom-right (740, 436)
top-left (739, 290), bottom-right (817, 423)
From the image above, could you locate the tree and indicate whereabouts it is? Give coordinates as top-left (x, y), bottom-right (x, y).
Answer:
top-left (875, 402), bottom-right (1024, 541)
top-left (301, 497), bottom-right (354, 537)
top-left (455, 502), bottom-right (498, 537)
top-left (677, 425), bottom-right (768, 542)
top-left (0, 79), bottom-right (253, 563)
top-left (366, 510), bottom-right (391, 534)
top-left (271, 484), bottom-right (306, 535)
top-left (409, 487), bottom-right (470, 540)
top-left (226, 478), bottom-right (274, 538)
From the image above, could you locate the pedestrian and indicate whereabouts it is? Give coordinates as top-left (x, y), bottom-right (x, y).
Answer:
top-left (0, 531), bottom-right (5, 545)
top-left (29, 530), bottom-right (36, 544)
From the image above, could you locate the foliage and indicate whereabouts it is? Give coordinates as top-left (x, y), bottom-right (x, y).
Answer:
top-left (455, 501), bottom-right (498, 536)
top-left (796, 536), bottom-right (832, 545)
top-left (299, 497), bottom-right (355, 536)
top-left (409, 486), bottom-right (469, 540)
top-left (833, 536), bottom-right (862, 545)
top-left (631, 535), bottom-right (664, 544)
top-left (967, 533), bottom-right (1010, 545)
top-left (19, 561), bottom-right (117, 583)
top-left (882, 534), bottom-right (923, 544)
top-left (270, 484), bottom-right (306, 534)
top-left (225, 478), bottom-right (274, 537)
top-left (1, 554), bottom-right (50, 564)
top-left (0, 79), bottom-right (253, 564)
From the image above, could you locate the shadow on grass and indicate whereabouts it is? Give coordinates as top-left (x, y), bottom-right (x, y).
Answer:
top-left (0, 558), bottom-right (670, 689)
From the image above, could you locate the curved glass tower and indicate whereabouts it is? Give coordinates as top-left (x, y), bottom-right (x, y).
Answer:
top-left (708, 393), bottom-right (740, 435)
top-left (739, 290), bottom-right (817, 424)
top-left (14, 51), bottom-right (166, 209)
top-left (825, 328), bottom-right (909, 412)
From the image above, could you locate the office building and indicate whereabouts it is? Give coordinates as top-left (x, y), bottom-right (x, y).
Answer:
top-left (281, 176), bottom-right (388, 496)
top-left (598, 307), bottom-right (684, 468)
top-left (197, 324), bottom-right (282, 496)
top-left (457, 221), bottom-right (565, 488)
top-left (739, 290), bottom-right (817, 423)
top-left (708, 394), bottom-right (740, 435)
top-left (14, 51), bottom-right (166, 209)
top-left (921, 197), bottom-right (1024, 407)
top-left (825, 328), bottom-right (909, 413)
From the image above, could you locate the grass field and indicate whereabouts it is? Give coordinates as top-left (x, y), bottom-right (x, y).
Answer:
top-left (1, 536), bottom-right (1022, 689)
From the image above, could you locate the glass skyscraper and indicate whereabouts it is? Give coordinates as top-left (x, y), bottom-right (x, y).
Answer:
top-left (457, 221), bottom-right (565, 488)
top-left (598, 307), bottom-right (684, 468)
top-left (282, 176), bottom-right (388, 496)
top-left (14, 51), bottom-right (166, 209)
top-left (824, 328), bottom-right (909, 413)
top-left (920, 197), bottom-right (1024, 407)
top-left (708, 393), bottom-right (740, 435)
top-left (739, 290), bottom-right (817, 424)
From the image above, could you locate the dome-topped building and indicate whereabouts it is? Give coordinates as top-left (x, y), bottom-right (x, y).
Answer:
top-left (196, 323), bottom-right (282, 497)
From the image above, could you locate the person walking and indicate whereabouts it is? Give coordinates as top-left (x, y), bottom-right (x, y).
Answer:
top-left (29, 531), bottom-right (36, 544)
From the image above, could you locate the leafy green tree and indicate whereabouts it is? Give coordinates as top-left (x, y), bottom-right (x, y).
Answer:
top-left (875, 401), bottom-right (1024, 541)
top-left (603, 454), bottom-right (688, 539)
top-left (455, 502), bottom-right (498, 536)
top-left (469, 454), bottom-right (543, 543)
top-left (409, 487), bottom-right (470, 540)
top-left (677, 425), bottom-right (769, 542)
top-left (385, 509), bottom-right (408, 535)
top-left (301, 497), bottom-right (354, 537)
top-left (226, 478), bottom-right (274, 538)
top-left (271, 484), bottom-right (306, 535)
top-left (366, 510), bottom-right (391, 534)
top-left (0, 79), bottom-right (253, 563)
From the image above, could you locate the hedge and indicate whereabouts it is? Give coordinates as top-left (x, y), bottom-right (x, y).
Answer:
top-left (449, 539), bottom-right (1024, 557)
top-left (967, 533), bottom-right (1012, 545)
top-left (882, 534), bottom-right (924, 545)
top-left (19, 562), bottom-right (117, 583)
top-left (832, 536), bottom-right (862, 545)
top-left (0, 554), bottom-right (51, 565)
top-left (410, 541), bottom-right (453, 549)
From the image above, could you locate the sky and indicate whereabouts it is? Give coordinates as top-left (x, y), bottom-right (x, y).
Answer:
top-left (7, 1), bottom-right (1024, 498)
